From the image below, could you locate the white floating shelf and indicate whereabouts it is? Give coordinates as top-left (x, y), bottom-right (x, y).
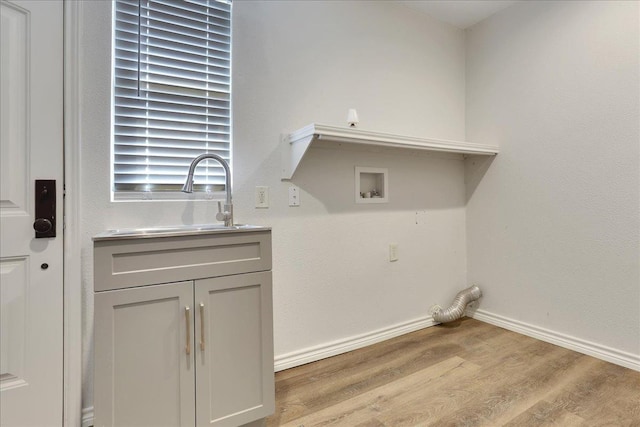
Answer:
top-left (281, 123), bottom-right (499, 180)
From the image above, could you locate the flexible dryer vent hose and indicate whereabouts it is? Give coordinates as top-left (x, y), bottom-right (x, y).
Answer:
top-left (431, 285), bottom-right (482, 323)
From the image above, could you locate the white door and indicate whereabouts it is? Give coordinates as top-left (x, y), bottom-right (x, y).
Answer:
top-left (0, 0), bottom-right (64, 425)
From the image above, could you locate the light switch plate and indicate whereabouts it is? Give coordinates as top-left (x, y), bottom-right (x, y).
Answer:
top-left (389, 243), bottom-right (399, 262)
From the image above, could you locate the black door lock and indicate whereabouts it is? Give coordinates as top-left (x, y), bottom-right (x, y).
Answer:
top-left (34, 180), bottom-right (56, 238)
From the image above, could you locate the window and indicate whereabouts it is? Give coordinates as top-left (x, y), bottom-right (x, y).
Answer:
top-left (112, 0), bottom-right (231, 198)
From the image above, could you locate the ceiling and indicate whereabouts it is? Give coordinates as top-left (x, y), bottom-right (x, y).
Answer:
top-left (398, 1), bottom-right (519, 29)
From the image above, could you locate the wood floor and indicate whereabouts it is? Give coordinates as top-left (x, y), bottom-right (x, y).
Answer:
top-left (266, 318), bottom-right (640, 427)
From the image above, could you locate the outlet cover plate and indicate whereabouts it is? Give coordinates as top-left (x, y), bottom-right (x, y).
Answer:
top-left (255, 186), bottom-right (269, 208)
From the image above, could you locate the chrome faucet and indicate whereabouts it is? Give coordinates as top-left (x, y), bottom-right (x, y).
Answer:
top-left (181, 153), bottom-right (233, 227)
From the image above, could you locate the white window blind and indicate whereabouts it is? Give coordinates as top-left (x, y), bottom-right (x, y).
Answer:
top-left (113, 0), bottom-right (231, 193)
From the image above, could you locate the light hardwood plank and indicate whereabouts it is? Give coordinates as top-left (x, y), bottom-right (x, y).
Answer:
top-left (280, 356), bottom-right (481, 427)
top-left (267, 318), bottom-right (640, 427)
top-left (504, 400), bottom-right (585, 426)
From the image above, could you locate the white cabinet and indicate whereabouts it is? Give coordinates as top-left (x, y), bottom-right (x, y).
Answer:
top-left (93, 229), bottom-right (274, 427)
top-left (195, 273), bottom-right (273, 427)
top-left (94, 281), bottom-right (196, 427)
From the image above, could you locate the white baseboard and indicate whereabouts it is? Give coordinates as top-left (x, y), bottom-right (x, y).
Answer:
top-left (81, 406), bottom-right (94, 427)
top-left (469, 309), bottom-right (640, 372)
top-left (274, 315), bottom-right (437, 372)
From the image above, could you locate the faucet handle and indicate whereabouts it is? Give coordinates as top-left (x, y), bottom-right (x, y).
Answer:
top-left (216, 201), bottom-right (225, 221)
top-left (215, 201), bottom-right (232, 225)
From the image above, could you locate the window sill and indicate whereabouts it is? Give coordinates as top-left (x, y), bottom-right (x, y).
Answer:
top-left (112, 191), bottom-right (227, 202)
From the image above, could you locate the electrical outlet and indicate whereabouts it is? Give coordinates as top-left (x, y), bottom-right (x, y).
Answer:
top-left (289, 186), bottom-right (300, 206)
top-left (255, 186), bottom-right (269, 208)
top-left (389, 243), bottom-right (399, 262)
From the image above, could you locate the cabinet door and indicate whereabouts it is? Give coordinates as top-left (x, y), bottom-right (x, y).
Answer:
top-left (94, 281), bottom-right (195, 427)
top-left (195, 272), bottom-right (274, 427)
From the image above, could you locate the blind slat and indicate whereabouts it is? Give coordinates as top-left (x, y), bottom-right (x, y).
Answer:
top-left (113, 0), bottom-right (231, 192)
top-left (114, 146), bottom-right (230, 154)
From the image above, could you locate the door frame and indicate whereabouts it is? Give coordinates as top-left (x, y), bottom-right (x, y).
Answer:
top-left (63, 1), bottom-right (82, 425)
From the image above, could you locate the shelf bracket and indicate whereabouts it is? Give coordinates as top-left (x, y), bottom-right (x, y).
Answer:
top-left (281, 125), bottom-right (317, 180)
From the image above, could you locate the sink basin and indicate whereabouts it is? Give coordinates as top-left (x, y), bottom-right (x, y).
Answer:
top-left (93, 224), bottom-right (270, 241)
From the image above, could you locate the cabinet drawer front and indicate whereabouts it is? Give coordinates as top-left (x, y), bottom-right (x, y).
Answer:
top-left (94, 231), bottom-right (272, 291)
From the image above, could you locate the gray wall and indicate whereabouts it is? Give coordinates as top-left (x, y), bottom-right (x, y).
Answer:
top-left (80, 1), bottom-right (469, 409)
top-left (79, 0), bottom-right (640, 415)
top-left (465, 0), bottom-right (640, 359)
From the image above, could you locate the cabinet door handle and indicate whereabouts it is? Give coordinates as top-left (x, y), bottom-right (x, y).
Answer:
top-left (185, 306), bottom-right (191, 355)
top-left (199, 303), bottom-right (205, 351)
